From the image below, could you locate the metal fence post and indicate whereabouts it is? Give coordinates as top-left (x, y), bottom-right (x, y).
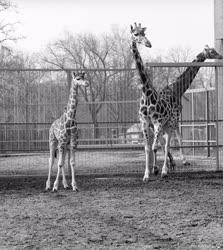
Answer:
top-left (192, 92), bottom-right (195, 157)
top-left (25, 77), bottom-right (30, 151)
top-left (206, 89), bottom-right (210, 157)
top-left (66, 70), bottom-right (72, 177)
top-left (215, 67), bottom-right (219, 171)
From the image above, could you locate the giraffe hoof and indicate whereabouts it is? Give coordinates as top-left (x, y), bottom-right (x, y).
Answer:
top-left (72, 187), bottom-right (79, 192)
top-left (143, 176), bottom-right (149, 182)
top-left (153, 166), bottom-right (159, 175)
top-left (46, 182), bottom-right (51, 191)
top-left (183, 161), bottom-right (191, 166)
top-left (161, 172), bottom-right (168, 178)
top-left (170, 164), bottom-right (176, 172)
top-left (52, 188), bottom-right (58, 192)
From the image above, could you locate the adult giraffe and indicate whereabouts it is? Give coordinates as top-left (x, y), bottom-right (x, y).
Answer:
top-left (46, 72), bottom-right (89, 192)
top-left (131, 22), bottom-right (177, 181)
top-left (159, 45), bottom-right (223, 168)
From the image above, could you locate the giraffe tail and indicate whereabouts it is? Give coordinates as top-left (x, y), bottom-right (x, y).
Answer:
top-left (54, 149), bottom-right (57, 158)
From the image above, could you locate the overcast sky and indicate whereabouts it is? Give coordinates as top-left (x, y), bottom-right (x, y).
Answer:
top-left (11, 0), bottom-right (214, 56)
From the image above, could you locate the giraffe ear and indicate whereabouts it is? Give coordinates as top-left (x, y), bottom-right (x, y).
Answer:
top-left (130, 25), bottom-right (134, 32)
top-left (203, 45), bottom-right (210, 53)
top-left (72, 72), bottom-right (76, 77)
top-left (142, 27), bottom-right (147, 33)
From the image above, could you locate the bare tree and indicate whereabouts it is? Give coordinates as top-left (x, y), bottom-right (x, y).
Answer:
top-left (146, 46), bottom-right (194, 91)
top-left (0, 0), bottom-right (21, 46)
top-left (106, 26), bottom-right (137, 126)
top-left (43, 32), bottom-right (115, 138)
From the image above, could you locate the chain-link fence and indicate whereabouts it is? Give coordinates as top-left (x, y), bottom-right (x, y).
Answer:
top-left (0, 64), bottom-right (222, 174)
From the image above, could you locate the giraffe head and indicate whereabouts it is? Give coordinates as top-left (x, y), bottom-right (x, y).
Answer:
top-left (130, 22), bottom-right (152, 48)
top-left (72, 72), bottom-right (89, 87)
top-left (201, 45), bottom-right (223, 60)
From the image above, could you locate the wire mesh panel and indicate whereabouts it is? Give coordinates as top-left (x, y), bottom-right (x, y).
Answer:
top-left (0, 65), bottom-right (221, 176)
top-left (0, 70), bottom-right (68, 152)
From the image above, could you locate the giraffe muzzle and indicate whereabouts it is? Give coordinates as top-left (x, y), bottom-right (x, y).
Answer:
top-left (145, 40), bottom-right (152, 48)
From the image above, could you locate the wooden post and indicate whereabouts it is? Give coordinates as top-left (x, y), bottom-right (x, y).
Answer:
top-left (214, 0), bottom-right (223, 170)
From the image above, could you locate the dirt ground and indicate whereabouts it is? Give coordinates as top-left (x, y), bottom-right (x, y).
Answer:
top-left (0, 171), bottom-right (223, 250)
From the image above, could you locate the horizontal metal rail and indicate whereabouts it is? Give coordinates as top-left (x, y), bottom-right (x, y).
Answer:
top-left (180, 123), bottom-right (216, 127)
top-left (0, 62), bottom-right (223, 72)
top-left (1, 120), bottom-right (223, 126)
top-left (0, 143), bottom-right (222, 153)
top-left (182, 139), bottom-right (216, 143)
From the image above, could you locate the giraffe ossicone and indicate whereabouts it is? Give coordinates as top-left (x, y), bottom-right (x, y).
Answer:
top-left (46, 71), bottom-right (89, 192)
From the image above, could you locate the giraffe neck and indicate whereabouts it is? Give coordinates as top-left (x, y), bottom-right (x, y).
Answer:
top-left (132, 41), bottom-right (148, 84)
top-left (171, 53), bottom-right (206, 99)
top-left (66, 84), bottom-right (78, 120)
top-left (132, 40), bottom-right (156, 95)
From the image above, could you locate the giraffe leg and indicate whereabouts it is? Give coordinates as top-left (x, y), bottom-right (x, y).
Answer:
top-left (67, 148), bottom-right (72, 178)
top-left (161, 131), bottom-right (172, 178)
top-left (141, 123), bottom-right (153, 182)
top-left (152, 145), bottom-right (159, 175)
top-left (151, 126), bottom-right (160, 176)
top-left (61, 148), bottom-right (69, 189)
top-left (53, 148), bottom-right (66, 192)
top-left (46, 141), bottom-right (56, 191)
top-left (69, 130), bottom-right (79, 191)
top-left (143, 140), bottom-right (151, 182)
top-left (158, 136), bottom-right (173, 173)
top-left (175, 128), bottom-right (190, 166)
top-left (149, 146), bottom-right (159, 175)
top-left (69, 146), bottom-right (78, 191)
top-left (168, 151), bottom-right (176, 172)
top-left (160, 135), bottom-right (176, 172)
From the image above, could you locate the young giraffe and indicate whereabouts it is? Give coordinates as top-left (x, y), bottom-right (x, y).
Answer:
top-left (46, 72), bottom-right (89, 192)
top-left (131, 23), bottom-right (176, 181)
top-left (158, 45), bottom-right (223, 168)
